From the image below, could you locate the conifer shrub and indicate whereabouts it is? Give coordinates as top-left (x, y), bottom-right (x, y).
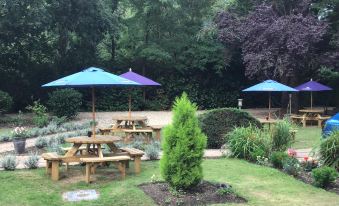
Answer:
top-left (160, 93), bottom-right (207, 190)
top-left (198, 108), bottom-right (261, 149)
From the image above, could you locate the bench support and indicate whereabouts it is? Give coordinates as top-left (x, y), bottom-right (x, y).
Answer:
top-left (51, 161), bottom-right (60, 181)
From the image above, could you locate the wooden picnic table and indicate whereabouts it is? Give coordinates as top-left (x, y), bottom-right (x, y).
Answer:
top-left (112, 116), bottom-right (148, 130)
top-left (293, 109), bottom-right (329, 127)
top-left (65, 135), bottom-right (122, 159)
top-left (299, 109), bottom-right (324, 114)
top-left (259, 118), bottom-right (278, 129)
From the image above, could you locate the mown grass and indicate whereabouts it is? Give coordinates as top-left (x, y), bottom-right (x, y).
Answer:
top-left (0, 159), bottom-right (338, 206)
top-left (292, 127), bottom-right (322, 149)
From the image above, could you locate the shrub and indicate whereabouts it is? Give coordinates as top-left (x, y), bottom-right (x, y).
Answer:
top-left (312, 166), bottom-right (338, 188)
top-left (227, 125), bottom-right (271, 162)
top-left (47, 89), bottom-right (82, 118)
top-left (24, 153), bottom-right (40, 169)
top-left (35, 136), bottom-right (48, 149)
top-left (319, 131), bottom-right (339, 171)
top-left (0, 90), bottom-right (13, 113)
top-left (50, 116), bottom-right (67, 126)
top-left (160, 93), bottom-right (207, 190)
top-left (145, 142), bottom-right (161, 160)
top-left (271, 119), bottom-right (294, 152)
top-left (270, 151), bottom-right (289, 169)
top-left (283, 157), bottom-right (300, 176)
top-left (26, 100), bottom-right (49, 128)
top-left (1, 154), bottom-right (17, 170)
top-left (198, 108), bottom-right (261, 149)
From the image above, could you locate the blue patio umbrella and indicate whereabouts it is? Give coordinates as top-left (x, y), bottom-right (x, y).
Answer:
top-left (42, 67), bottom-right (140, 137)
top-left (243, 80), bottom-right (298, 118)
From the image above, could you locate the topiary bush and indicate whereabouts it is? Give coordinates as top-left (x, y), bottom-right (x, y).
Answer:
top-left (271, 119), bottom-right (294, 152)
top-left (320, 131), bottom-right (339, 171)
top-left (160, 93), bottom-right (207, 190)
top-left (47, 89), bottom-right (82, 118)
top-left (198, 108), bottom-right (261, 149)
top-left (271, 151), bottom-right (289, 169)
top-left (312, 166), bottom-right (338, 188)
top-left (0, 90), bottom-right (13, 114)
top-left (227, 125), bottom-right (271, 162)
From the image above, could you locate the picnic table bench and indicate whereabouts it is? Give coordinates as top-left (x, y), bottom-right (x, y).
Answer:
top-left (291, 112), bottom-right (331, 128)
top-left (80, 156), bottom-right (130, 183)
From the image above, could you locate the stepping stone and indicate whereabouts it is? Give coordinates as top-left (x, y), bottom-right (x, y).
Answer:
top-left (62, 189), bottom-right (99, 202)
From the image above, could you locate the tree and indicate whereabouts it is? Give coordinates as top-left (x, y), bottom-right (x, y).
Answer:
top-left (216, 0), bottom-right (328, 85)
top-left (160, 93), bottom-right (207, 190)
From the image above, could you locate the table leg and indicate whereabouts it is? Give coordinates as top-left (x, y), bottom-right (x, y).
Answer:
top-left (97, 144), bottom-right (103, 158)
top-left (51, 161), bottom-right (60, 181)
top-left (85, 163), bottom-right (91, 183)
top-left (64, 143), bottom-right (82, 157)
top-left (106, 143), bottom-right (118, 153)
top-left (135, 157), bottom-right (141, 174)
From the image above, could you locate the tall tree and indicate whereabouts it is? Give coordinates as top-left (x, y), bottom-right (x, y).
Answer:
top-left (216, 0), bottom-right (328, 85)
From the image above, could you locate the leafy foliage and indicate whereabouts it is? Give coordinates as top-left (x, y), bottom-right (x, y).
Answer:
top-left (319, 131), bottom-right (339, 171)
top-left (47, 89), bottom-right (82, 118)
top-left (270, 151), bottom-right (289, 169)
top-left (227, 125), bottom-right (271, 162)
top-left (271, 119), bottom-right (294, 151)
top-left (312, 166), bottom-right (338, 188)
top-left (199, 108), bottom-right (261, 149)
top-left (26, 101), bottom-right (49, 128)
top-left (145, 141), bottom-right (161, 160)
top-left (0, 154), bottom-right (17, 171)
top-left (160, 93), bottom-right (207, 190)
top-left (216, 0), bottom-right (329, 83)
top-left (0, 90), bottom-right (13, 113)
top-left (283, 157), bottom-right (300, 176)
top-left (24, 152), bottom-right (40, 169)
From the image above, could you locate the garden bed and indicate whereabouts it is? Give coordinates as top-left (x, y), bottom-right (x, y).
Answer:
top-left (296, 169), bottom-right (339, 195)
top-left (139, 181), bottom-right (246, 206)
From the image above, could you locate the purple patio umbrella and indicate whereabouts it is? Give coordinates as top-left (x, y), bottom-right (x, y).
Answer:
top-left (120, 68), bottom-right (161, 118)
top-left (295, 79), bottom-right (332, 109)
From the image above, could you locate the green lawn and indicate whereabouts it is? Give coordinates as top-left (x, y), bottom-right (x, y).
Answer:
top-left (292, 127), bottom-right (322, 149)
top-left (0, 159), bottom-right (337, 206)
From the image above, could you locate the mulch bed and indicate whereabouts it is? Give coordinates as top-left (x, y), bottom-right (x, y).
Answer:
top-left (295, 170), bottom-right (339, 195)
top-left (139, 181), bottom-right (246, 206)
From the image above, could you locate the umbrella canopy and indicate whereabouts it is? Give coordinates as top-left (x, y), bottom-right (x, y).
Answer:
top-left (42, 67), bottom-right (138, 87)
top-left (243, 80), bottom-right (298, 92)
top-left (120, 68), bottom-right (161, 117)
top-left (42, 67), bottom-right (140, 138)
top-left (295, 79), bottom-right (332, 109)
top-left (295, 79), bottom-right (332, 92)
top-left (243, 80), bottom-right (298, 118)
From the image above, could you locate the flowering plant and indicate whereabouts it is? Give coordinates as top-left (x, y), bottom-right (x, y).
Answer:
top-left (11, 127), bottom-right (29, 139)
top-left (287, 148), bottom-right (297, 157)
top-left (301, 156), bottom-right (318, 172)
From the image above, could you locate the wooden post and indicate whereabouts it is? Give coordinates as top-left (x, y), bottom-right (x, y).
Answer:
top-left (46, 161), bottom-right (51, 174)
top-left (134, 157), bottom-right (141, 174)
top-left (51, 161), bottom-right (59, 181)
top-left (268, 92), bottom-right (271, 119)
top-left (128, 93), bottom-right (132, 119)
top-left (85, 163), bottom-right (91, 183)
top-left (92, 87), bottom-right (96, 138)
top-left (310, 91), bottom-right (313, 110)
top-left (118, 162), bottom-right (126, 179)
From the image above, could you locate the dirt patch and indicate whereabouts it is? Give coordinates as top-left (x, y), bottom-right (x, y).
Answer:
top-left (139, 181), bottom-right (246, 206)
top-left (296, 170), bottom-right (339, 195)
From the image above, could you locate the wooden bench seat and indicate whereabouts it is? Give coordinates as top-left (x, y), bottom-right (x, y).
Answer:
top-left (120, 147), bottom-right (144, 174)
top-left (150, 125), bottom-right (163, 140)
top-left (41, 152), bottom-right (63, 181)
top-left (291, 114), bottom-right (307, 127)
top-left (317, 114), bottom-right (331, 128)
top-left (80, 156), bottom-right (131, 183)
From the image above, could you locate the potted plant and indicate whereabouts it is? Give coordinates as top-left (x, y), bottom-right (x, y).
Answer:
top-left (12, 127), bottom-right (29, 154)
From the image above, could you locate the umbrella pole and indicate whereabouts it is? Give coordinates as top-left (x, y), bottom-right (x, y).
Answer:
top-left (289, 93), bottom-right (292, 115)
top-left (128, 93), bottom-right (132, 119)
top-left (311, 91), bottom-right (313, 110)
top-left (92, 87), bottom-right (96, 138)
top-left (269, 92), bottom-right (271, 119)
